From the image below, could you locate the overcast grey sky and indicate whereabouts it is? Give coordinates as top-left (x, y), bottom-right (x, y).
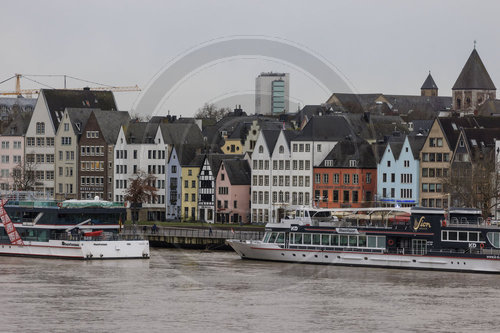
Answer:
top-left (2, 1), bottom-right (500, 117)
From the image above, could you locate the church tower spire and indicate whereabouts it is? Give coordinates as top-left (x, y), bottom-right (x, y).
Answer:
top-left (421, 71), bottom-right (438, 96)
top-left (452, 47), bottom-right (496, 114)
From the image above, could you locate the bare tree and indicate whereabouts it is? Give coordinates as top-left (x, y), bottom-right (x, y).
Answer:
top-left (442, 150), bottom-right (500, 218)
top-left (11, 160), bottom-right (41, 191)
top-left (124, 171), bottom-right (158, 224)
top-left (195, 103), bottom-right (231, 122)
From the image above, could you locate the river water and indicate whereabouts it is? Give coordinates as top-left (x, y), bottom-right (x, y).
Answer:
top-left (1, 249), bottom-right (499, 332)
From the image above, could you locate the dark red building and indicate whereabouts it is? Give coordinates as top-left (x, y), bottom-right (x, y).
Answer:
top-left (313, 138), bottom-right (377, 208)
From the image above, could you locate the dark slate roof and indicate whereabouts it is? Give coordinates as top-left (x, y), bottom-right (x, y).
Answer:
top-left (160, 123), bottom-right (204, 146)
top-left (477, 100), bottom-right (500, 116)
top-left (125, 122), bottom-right (159, 144)
top-left (206, 154), bottom-right (244, 175)
top-left (409, 119), bottom-right (434, 136)
top-left (463, 128), bottom-right (499, 162)
top-left (294, 116), bottom-right (357, 141)
top-left (326, 93), bottom-right (382, 113)
top-left (473, 116), bottom-right (500, 128)
top-left (380, 94), bottom-right (452, 115)
top-left (187, 154), bottom-right (206, 167)
top-left (261, 129), bottom-right (280, 154)
top-left (292, 105), bottom-right (333, 125)
top-left (203, 115), bottom-right (287, 146)
top-left (438, 117), bottom-right (478, 149)
top-left (408, 136), bottom-right (427, 160)
top-left (41, 89), bottom-right (117, 129)
top-left (452, 49), bottom-right (496, 90)
top-left (283, 130), bottom-right (299, 146)
top-left (223, 159), bottom-right (251, 185)
top-left (171, 144), bottom-right (204, 166)
top-left (65, 108), bottom-right (94, 139)
top-left (319, 138), bottom-right (377, 168)
top-left (93, 110), bottom-right (130, 144)
top-left (1, 110), bottom-right (33, 136)
top-left (342, 113), bottom-right (408, 141)
top-left (421, 73), bottom-right (438, 90)
top-left (388, 141), bottom-right (404, 160)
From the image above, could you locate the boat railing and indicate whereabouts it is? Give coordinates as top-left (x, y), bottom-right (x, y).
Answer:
top-left (122, 225), bottom-right (265, 241)
top-left (50, 233), bottom-right (144, 242)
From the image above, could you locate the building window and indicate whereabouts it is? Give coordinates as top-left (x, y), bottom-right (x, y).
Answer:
top-left (333, 174), bottom-right (339, 184)
top-left (353, 174), bottom-right (359, 184)
top-left (36, 122), bottom-right (45, 135)
top-left (315, 174), bottom-right (321, 184)
top-left (323, 174), bottom-right (329, 184)
top-left (343, 174), bottom-right (350, 184)
top-left (343, 191), bottom-right (349, 203)
top-left (366, 173), bottom-right (371, 184)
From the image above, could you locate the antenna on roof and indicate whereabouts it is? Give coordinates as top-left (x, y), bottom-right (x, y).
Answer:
top-left (474, 40), bottom-right (477, 49)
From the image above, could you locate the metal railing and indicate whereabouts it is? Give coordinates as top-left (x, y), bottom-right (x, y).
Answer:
top-left (123, 225), bottom-right (264, 241)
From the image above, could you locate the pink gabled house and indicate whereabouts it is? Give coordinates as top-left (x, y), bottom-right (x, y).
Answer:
top-left (215, 159), bottom-right (251, 224)
top-left (0, 111), bottom-right (33, 190)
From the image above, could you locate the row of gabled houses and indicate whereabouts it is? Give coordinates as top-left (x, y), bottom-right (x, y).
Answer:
top-left (0, 47), bottom-right (499, 222)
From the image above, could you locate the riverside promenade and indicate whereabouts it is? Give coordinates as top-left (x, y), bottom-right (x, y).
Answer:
top-left (121, 225), bottom-right (264, 250)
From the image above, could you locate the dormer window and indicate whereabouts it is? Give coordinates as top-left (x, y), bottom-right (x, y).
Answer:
top-left (459, 140), bottom-right (465, 147)
top-left (349, 160), bottom-right (358, 167)
top-left (324, 160), bottom-right (333, 167)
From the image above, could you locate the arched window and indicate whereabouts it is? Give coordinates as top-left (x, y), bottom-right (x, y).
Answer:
top-left (258, 145), bottom-right (264, 153)
top-left (456, 98), bottom-right (461, 109)
top-left (36, 122), bottom-right (45, 135)
top-left (279, 145), bottom-right (284, 154)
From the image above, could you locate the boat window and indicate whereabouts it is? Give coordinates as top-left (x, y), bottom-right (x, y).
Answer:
top-left (312, 234), bottom-right (321, 245)
top-left (349, 236), bottom-right (357, 247)
top-left (358, 235), bottom-right (366, 247)
top-left (448, 231), bottom-right (457, 241)
top-left (331, 235), bottom-right (338, 246)
top-left (340, 235), bottom-right (348, 246)
top-left (294, 233), bottom-right (302, 244)
top-left (367, 235), bottom-right (377, 248)
top-left (263, 232), bottom-right (271, 243)
top-left (441, 231), bottom-right (448, 241)
top-left (469, 233), bottom-right (478, 242)
top-left (321, 234), bottom-right (330, 246)
top-left (303, 233), bottom-right (311, 244)
top-left (376, 236), bottom-right (386, 248)
top-left (479, 233), bottom-right (485, 242)
top-left (487, 232), bottom-right (500, 248)
top-left (276, 232), bottom-right (285, 243)
top-left (269, 232), bottom-right (277, 243)
top-left (459, 232), bottom-right (468, 241)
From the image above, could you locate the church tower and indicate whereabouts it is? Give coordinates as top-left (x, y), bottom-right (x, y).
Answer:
top-left (421, 71), bottom-right (438, 96)
top-left (452, 47), bottom-right (496, 114)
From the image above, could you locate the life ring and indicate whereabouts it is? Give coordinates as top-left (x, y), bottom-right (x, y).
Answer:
top-left (57, 202), bottom-right (63, 208)
top-left (387, 239), bottom-right (395, 246)
top-left (441, 220), bottom-right (447, 227)
top-left (480, 243), bottom-right (485, 249)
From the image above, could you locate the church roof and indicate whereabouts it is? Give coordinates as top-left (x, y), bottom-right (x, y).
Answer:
top-left (421, 73), bottom-right (438, 90)
top-left (452, 49), bottom-right (496, 90)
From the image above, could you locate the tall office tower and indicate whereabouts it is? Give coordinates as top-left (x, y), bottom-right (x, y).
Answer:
top-left (255, 72), bottom-right (290, 115)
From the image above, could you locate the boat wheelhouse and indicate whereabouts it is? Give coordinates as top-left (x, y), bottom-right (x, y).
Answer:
top-left (227, 206), bottom-right (500, 273)
top-left (0, 193), bottom-right (149, 260)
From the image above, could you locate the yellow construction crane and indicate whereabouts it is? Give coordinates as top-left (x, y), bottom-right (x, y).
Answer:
top-left (0, 74), bottom-right (141, 97)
